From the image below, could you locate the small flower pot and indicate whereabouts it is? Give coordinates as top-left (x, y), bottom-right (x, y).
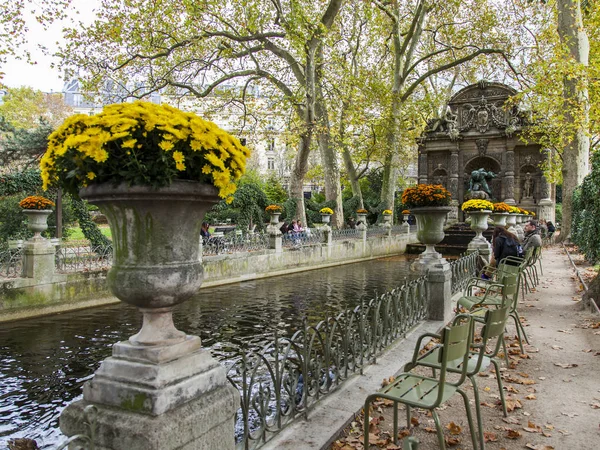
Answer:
top-left (321, 214), bottom-right (331, 224)
top-left (382, 214), bottom-right (392, 224)
top-left (490, 212), bottom-right (509, 226)
top-left (467, 210), bottom-right (492, 243)
top-left (22, 209), bottom-right (53, 239)
top-left (270, 212), bottom-right (281, 225)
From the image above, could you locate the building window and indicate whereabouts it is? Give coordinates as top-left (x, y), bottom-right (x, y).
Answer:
top-left (267, 157), bottom-right (275, 170)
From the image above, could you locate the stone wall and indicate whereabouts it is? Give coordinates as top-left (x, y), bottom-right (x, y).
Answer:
top-left (0, 232), bottom-right (416, 322)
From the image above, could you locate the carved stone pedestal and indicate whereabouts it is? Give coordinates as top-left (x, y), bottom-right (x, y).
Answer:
top-left (60, 338), bottom-right (239, 450)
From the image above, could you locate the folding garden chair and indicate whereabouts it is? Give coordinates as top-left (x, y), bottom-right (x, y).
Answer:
top-left (364, 316), bottom-right (478, 450)
top-left (404, 306), bottom-right (511, 450)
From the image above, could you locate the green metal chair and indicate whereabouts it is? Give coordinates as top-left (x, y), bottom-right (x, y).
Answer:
top-left (363, 316), bottom-right (478, 450)
top-left (404, 306), bottom-right (511, 450)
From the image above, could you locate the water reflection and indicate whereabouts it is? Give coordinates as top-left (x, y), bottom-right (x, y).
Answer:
top-left (0, 255), bottom-right (413, 448)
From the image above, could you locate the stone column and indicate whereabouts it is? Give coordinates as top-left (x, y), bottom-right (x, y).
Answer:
top-left (418, 149), bottom-right (428, 184)
top-left (358, 221), bottom-right (367, 250)
top-left (427, 261), bottom-right (453, 323)
top-left (538, 149), bottom-right (555, 221)
top-left (267, 223), bottom-right (283, 253)
top-left (321, 224), bottom-right (333, 246)
top-left (22, 239), bottom-right (55, 283)
top-left (503, 142), bottom-right (516, 205)
top-left (448, 146), bottom-right (460, 222)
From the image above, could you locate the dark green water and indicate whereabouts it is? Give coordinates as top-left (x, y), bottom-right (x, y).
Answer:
top-left (0, 255), bottom-right (414, 448)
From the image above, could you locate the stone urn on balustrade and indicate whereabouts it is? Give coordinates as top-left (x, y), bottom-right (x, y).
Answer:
top-left (490, 212), bottom-right (509, 227)
top-left (60, 181), bottom-right (240, 449)
top-left (466, 210), bottom-right (493, 262)
top-left (410, 206), bottom-right (453, 272)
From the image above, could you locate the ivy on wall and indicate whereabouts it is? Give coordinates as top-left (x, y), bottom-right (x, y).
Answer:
top-left (572, 151), bottom-right (600, 263)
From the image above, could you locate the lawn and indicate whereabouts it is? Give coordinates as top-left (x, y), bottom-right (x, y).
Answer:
top-left (65, 225), bottom-right (112, 241)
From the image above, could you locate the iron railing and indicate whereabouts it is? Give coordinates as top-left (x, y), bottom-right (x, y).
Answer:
top-left (366, 227), bottom-right (388, 238)
top-left (225, 275), bottom-right (428, 449)
top-left (449, 251), bottom-right (480, 295)
top-left (203, 233), bottom-right (270, 256)
top-left (55, 245), bottom-right (113, 273)
top-left (331, 228), bottom-right (360, 241)
top-left (281, 229), bottom-right (324, 248)
top-left (0, 247), bottom-right (23, 278)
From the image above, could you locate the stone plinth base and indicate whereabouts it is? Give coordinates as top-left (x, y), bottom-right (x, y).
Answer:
top-left (22, 239), bottom-right (55, 282)
top-left (467, 239), bottom-right (492, 265)
top-left (411, 248), bottom-right (447, 274)
top-left (60, 336), bottom-right (239, 450)
top-left (60, 383), bottom-right (239, 450)
top-left (426, 261), bottom-right (452, 323)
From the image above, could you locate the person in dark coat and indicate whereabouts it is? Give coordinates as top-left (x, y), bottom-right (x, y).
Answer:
top-left (492, 226), bottom-right (520, 266)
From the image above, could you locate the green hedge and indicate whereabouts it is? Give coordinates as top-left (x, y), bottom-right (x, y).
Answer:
top-left (572, 151), bottom-right (600, 263)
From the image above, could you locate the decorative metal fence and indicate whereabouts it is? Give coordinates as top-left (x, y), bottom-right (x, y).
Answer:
top-left (225, 275), bottom-right (428, 449)
top-left (331, 228), bottom-right (360, 241)
top-left (0, 247), bottom-right (23, 278)
top-left (55, 245), bottom-right (113, 273)
top-left (281, 229), bottom-right (324, 248)
top-left (449, 251), bottom-right (480, 295)
top-left (366, 226), bottom-right (388, 238)
top-left (203, 233), bottom-right (270, 256)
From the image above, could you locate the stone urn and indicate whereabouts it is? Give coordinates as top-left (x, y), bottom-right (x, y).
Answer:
top-left (321, 213), bottom-right (332, 224)
top-left (506, 213), bottom-right (518, 235)
top-left (403, 214), bottom-right (410, 223)
top-left (490, 212), bottom-right (509, 226)
top-left (22, 209), bottom-right (53, 239)
top-left (356, 212), bottom-right (367, 226)
top-left (80, 181), bottom-right (219, 346)
top-left (269, 211), bottom-right (281, 226)
top-left (466, 210), bottom-right (493, 261)
top-left (410, 206), bottom-right (452, 271)
top-left (62, 180), bottom-right (240, 450)
top-left (382, 214), bottom-right (393, 224)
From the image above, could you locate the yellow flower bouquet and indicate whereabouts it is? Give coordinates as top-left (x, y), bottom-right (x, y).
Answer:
top-left (382, 209), bottom-right (393, 215)
top-left (265, 205), bottom-right (282, 213)
top-left (492, 202), bottom-right (512, 213)
top-left (401, 184), bottom-right (451, 208)
top-left (320, 207), bottom-right (334, 215)
top-left (509, 206), bottom-right (521, 214)
top-left (461, 199), bottom-right (494, 212)
top-left (356, 208), bottom-right (368, 214)
top-left (401, 209), bottom-right (410, 215)
top-left (40, 101), bottom-right (250, 202)
top-left (19, 195), bottom-right (55, 210)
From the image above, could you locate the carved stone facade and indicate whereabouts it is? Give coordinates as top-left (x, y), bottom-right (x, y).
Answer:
top-left (418, 81), bottom-right (555, 221)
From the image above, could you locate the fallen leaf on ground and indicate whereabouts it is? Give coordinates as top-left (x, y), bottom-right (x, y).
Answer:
top-left (525, 394), bottom-right (537, 400)
top-left (505, 398), bottom-right (523, 412)
top-left (554, 363), bottom-right (578, 368)
top-left (484, 432), bottom-right (498, 442)
top-left (560, 412), bottom-right (579, 418)
top-left (446, 422), bottom-right (462, 435)
top-left (444, 436), bottom-right (461, 446)
top-left (558, 329), bottom-right (573, 334)
top-left (590, 403), bottom-right (600, 409)
top-left (502, 417), bottom-right (520, 425)
top-left (525, 444), bottom-right (555, 450)
top-left (506, 429), bottom-right (522, 439)
top-left (551, 345), bottom-right (563, 350)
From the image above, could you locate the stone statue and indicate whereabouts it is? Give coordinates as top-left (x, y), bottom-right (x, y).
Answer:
top-left (469, 168), bottom-right (496, 198)
top-left (523, 172), bottom-right (534, 198)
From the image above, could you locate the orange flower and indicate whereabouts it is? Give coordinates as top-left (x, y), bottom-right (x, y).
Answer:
top-left (19, 196), bottom-right (55, 210)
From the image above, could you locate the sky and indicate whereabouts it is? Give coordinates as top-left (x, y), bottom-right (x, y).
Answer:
top-left (2, 0), bottom-right (99, 93)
